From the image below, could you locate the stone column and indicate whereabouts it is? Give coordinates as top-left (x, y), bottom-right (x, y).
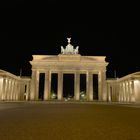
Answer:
top-left (12, 80), bottom-right (16, 100)
top-left (98, 71), bottom-right (107, 101)
top-left (116, 84), bottom-right (119, 101)
top-left (118, 84), bottom-right (120, 102)
top-left (30, 70), bottom-right (39, 100)
top-left (57, 72), bottom-right (63, 100)
top-left (126, 81), bottom-right (129, 102)
top-left (4, 78), bottom-right (8, 100)
top-left (119, 83), bottom-right (121, 102)
top-left (26, 82), bottom-right (30, 100)
top-left (14, 81), bottom-right (18, 100)
top-left (11, 80), bottom-right (14, 100)
top-left (123, 82), bottom-right (126, 102)
top-left (0, 77), bottom-right (2, 100)
top-left (98, 71), bottom-right (101, 101)
top-left (86, 71), bottom-right (93, 101)
top-left (113, 84), bottom-right (116, 102)
top-left (4, 78), bottom-right (9, 100)
top-left (19, 81), bottom-right (24, 101)
top-left (74, 72), bottom-right (80, 100)
top-left (15, 82), bottom-right (20, 100)
top-left (10, 80), bottom-right (14, 100)
top-left (124, 82), bottom-right (127, 102)
top-left (35, 71), bottom-right (40, 100)
top-left (3, 78), bottom-right (6, 100)
top-left (116, 83), bottom-right (120, 102)
top-left (122, 83), bottom-right (124, 102)
top-left (3, 78), bottom-right (7, 100)
top-left (102, 71), bottom-right (107, 101)
top-left (20, 82), bottom-right (25, 100)
top-left (120, 83), bottom-right (123, 102)
top-left (44, 71), bottom-right (51, 100)
top-left (131, 80), bottom-right (135, 102)
top-left (128, 80), bottom-right (131, 102)
top-left (118, 83), bottom-right (121, 102)
top-left (13, 81), bottom-right (17, 100)
top-left (125, 82), bottom-right (127, 102)
top-left (126, 81), bottom-right (128, 102)
top-left (107, 83), bottom-right (111, 102)
top-left (0, 77), bottom-right (6, 100)
top-left (30, 70), bottom-right (36, 100)
top-left (7, 79), bottom-right (11, 100)
top-left (112, 84), bottom-right (115, 101)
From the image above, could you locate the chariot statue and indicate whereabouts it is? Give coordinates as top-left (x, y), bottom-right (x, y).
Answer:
top-left (60, 38), bottom-right (79, 55)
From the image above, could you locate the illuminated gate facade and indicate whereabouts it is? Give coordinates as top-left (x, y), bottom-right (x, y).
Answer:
top-left (30, 38), bottom-right (108, 101)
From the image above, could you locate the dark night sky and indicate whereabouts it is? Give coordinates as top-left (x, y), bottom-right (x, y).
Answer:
top-left (0, 1), bottom-right (139, 78)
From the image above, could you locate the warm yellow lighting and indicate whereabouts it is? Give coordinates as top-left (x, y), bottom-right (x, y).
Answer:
top-left (134, 80), bottom-right (139, 84)
top-left (0, 77), bottom-right (3, 84)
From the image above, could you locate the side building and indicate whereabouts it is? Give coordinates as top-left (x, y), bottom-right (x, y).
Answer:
top-left (0, 70), bottom-right (31, 101)
top-left (107, 72), bottom-right (140, 103)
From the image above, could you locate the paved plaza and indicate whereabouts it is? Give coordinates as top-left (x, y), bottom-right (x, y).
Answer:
top-left (0, 101), bottom-right (140, 140)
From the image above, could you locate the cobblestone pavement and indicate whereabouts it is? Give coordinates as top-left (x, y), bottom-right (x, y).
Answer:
top-left (0, 101), bottom-right (140, 140)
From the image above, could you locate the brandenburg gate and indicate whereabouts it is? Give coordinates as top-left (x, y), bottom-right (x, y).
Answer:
top-left (30, 38), bottom-right (108, 101)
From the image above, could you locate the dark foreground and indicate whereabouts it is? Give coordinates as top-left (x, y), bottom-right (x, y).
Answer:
top-left (0, 102), bottom-right (140, 140)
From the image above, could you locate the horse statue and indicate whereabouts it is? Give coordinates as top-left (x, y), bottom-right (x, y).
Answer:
top-left (74, 46), bottom-right (79, 54)
top-left (61, 46), bottom-right (65, 54)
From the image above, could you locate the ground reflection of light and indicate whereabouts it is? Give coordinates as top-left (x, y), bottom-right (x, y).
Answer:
top-left (80, 91), bottom-right (86, 100)
top-left (51, 93), bottom-right (57, 99)
top-left (81, 94), bottom-right (85, 97)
